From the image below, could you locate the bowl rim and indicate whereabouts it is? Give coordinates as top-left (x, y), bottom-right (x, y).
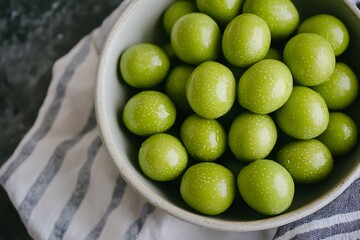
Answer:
top-left (95, 0), bottom-right (360, 232)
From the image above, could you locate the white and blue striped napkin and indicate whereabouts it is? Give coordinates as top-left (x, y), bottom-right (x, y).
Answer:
top-left (0, 1), bottom-right (359, 239)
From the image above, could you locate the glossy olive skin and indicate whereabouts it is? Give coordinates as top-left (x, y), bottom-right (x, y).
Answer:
top-left (283, 33), bottom-right (336, 86)
top-left (120, 43), bottom-right (170, 88)
top-left (171, 13), bottom-right (221, 65)
top-left (238, 59), bottom-right (293, 114)
top-left (298, 14), bottom-right (349, 56)
top-left (165, 65), bottom-right (194, 113)
top-left (312, 62), bottom-right (359, 110)
top-left (275, 86), bottom-right (329, 140)
top-left (264, 48), bottom-right (282, 61)
top-left (180, 114), bottom-right (227, 161)
top-left (237, 159), bottom-right (295, 215)
top-left (317, 112), bottom-right (358, 157)
top-left (122, 91), bottom-right (176, 136)
top-left (228, 113), bottom-right (277, 162)
top-left (139, 133), bottom-right (188, 181)
top-left (163, 1), bottom-right (197, 35)
top-left (222, 13), bottom-right (271, 67)
top-left (277, 139), bottom-right (333, 184)
top-left (243, 0), bottom-right (299, 40)
top-left (180, 162), bottom-right (236, 215)
top-left (186, 61), bottom-right (236, 119)
top-left (196, 0), bottom-right (243, 25)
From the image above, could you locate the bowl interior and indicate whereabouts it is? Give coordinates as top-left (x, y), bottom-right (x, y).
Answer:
top-left (96, 0), bottom-right (360, 231)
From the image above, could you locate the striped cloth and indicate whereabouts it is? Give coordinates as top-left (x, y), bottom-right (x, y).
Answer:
top-left (0, 0), bottom-right (359, 239)
top-left (274, 179), bottom-right (360, 240)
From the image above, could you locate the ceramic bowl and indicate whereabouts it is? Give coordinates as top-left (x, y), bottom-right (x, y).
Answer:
top-left (95, 0), bottom-right (360, 231)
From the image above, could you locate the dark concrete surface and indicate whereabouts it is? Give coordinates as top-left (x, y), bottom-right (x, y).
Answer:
top-left (0, 0), bottom-right (123, 238)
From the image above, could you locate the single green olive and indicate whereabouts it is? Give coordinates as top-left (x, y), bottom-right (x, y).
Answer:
top-left (180, 114), bottom-right (227, 161)
top-left (120, 43), bottom-right (170, 88)
top-left (163, 1), bottom-right (197, 35)
top-left (237, 159), bottom-right (295, 215)
top-left (196, 0), bottom-right (243, 25)
top-left (122, 91), bottom-right (176, 136)
top-left (312, 62), bottom-right (359, 110)
top-left (171, 13), bottom-right (221, 65)
top-left (276, 139), bottom-right (333, 184)
top-left (165, 65), bottom-right (194, 113)
top-left (264, 48), bottom-right (282, 61)
top-left (186, 61), bottom-right (236, 119)
top-left (297, 14), bottom-right (349, 56)
top-left (275, 86), bottom-right (329, 140)
top-left (180, 162), bottom-right (236, 215)
top-left (222, 13), bottom-right (271, 67)
top-left (243, 0), bottom-right (299, 40)
top-left (283, 33), bottom-right (336, 86)
top-left (238, 59), bottom-right (293, 114)
top-left (139, 133), bottom-right (188, 181)
top-left (228, 112), bottom-right (277, 162)
top-left (317, 112), bottom-right (358, 157)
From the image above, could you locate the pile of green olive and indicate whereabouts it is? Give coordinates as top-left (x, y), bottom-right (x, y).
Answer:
top-left (119, 0), bottom-right (359, 216)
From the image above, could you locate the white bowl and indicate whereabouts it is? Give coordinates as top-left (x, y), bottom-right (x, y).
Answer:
top-left (95, 0), bottom-right (360, 232)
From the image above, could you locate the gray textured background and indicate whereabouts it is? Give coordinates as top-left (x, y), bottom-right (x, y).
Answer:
top-left (0, 0), bottom-right (122, 238)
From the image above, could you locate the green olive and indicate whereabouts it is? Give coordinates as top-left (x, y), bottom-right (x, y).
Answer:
top-left (163, 1), bottom-right (197, 35)
top-left (186, 61), bottom-right (236, 119)
top-left (264, 48), bottom-right (282, 61)
top-left (237, 159), bottom-right (294, 215)
top-left (275, 86), bottom-right (329, 139)
top-left (298, 14), bottom-right (349, 56)
top-left (243, 0), bottom-right (299, 40)
top-left (180, 114), bottom-right (227, 161)
top-left (222, 13), bottom-right (271, 67)
top-left (283, 33), bottom-right (336, 86)
top-left (196, 0), bottom-right (243, 25)
top-left (312, 62), bottom-right (359, 110)
top-left (120, 43), bottom-right (170, 88)
top-left (139, 133), bottom-right (188, 181)
top-left (122, 91), bottom-right (176, 136)
top-left (277, 139), bottom-right (333, 184)
top-left (238, 59), bottom-right (293, 114)
top-left (165, 65), bottom-right (194, 113)
top-left (171, 13), bottom-right (221, 65)
top-left (317, 112), bottom-right (358, 156)
top-left (180, 162), bottom-right (236, 215)
top-left (228, 113), bottom-right (277, 162)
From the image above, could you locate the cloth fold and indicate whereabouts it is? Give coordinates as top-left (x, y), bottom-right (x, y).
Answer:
top-left (1, 0), bottom-right (359, 239)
